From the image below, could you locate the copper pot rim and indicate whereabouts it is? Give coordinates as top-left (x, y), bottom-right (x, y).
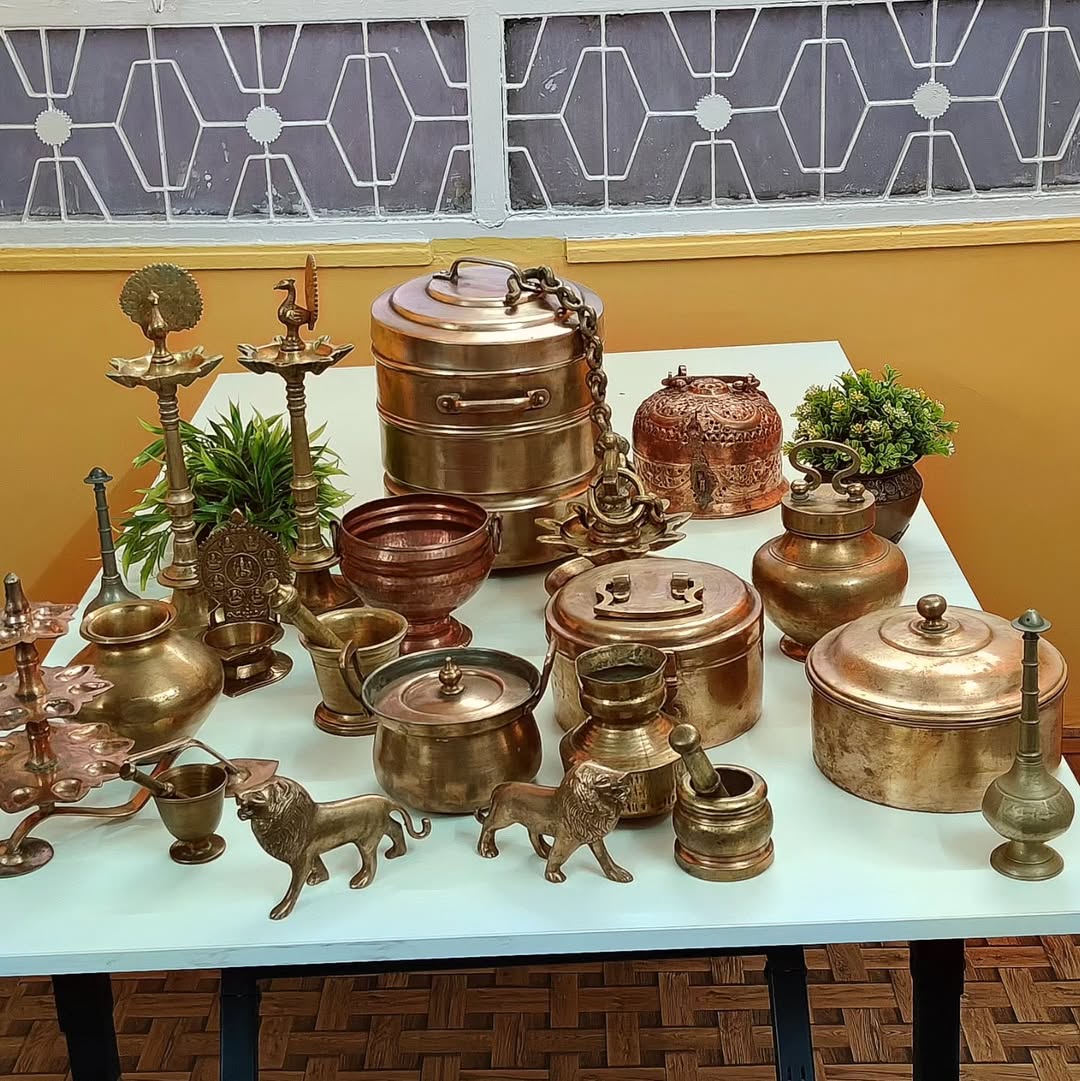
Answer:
top-left (80, 599), bottom-right (176, 646)
top-left (339, 494), bottom-right (492, 556)
top-left (807, 680), bottom-right (1069, 730)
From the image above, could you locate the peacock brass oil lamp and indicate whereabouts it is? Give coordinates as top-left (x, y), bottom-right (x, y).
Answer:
top-left (107, 265), bottom-right (222, 636)
top-left (982, 610), bottom-right (1074, 880)
top-left (239, 255), bottom-right (356, 615)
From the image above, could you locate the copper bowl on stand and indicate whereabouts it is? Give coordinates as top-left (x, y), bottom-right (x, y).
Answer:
top-left (336, 495), bottom-right (500, 654)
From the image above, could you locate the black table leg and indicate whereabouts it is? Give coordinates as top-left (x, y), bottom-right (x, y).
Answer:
top-left (910, 938), bottom-right (964, 1081)
top-left (220, 967), bottom-right (261, 1081)
top-left (765, 946), bottom-right (816, 1081)
top-left (52, 972), bottom-right (121, 1081)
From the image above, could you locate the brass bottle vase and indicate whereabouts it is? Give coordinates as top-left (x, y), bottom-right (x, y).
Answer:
top-left (982, 610), bottom-right (1074, 881)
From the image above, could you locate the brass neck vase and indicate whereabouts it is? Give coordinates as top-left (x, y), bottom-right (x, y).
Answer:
top-left (981, 610), bottom-right (1074, 881)
top-left (238, 255), bottom-right (355, 614)
top-left (83, 467), bottom-right (139, 613)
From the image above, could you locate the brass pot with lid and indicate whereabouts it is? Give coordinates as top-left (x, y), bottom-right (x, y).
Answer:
top-left (806, 594), bottom-right (1068, 812)
top-left (362, 644), bottom-right (553, 813)
top-left (544, 557), bottom-right (763, 748)
top-left (751, 439), bottom-right (908, 661)
top-left (632, 367), bottom-right (787, 517)
top-left (371, 257), bottom-right (604, 568)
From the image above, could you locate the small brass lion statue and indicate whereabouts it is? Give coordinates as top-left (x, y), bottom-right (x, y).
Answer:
top-left (475, 761), bottom-right (633, 883)
top-left (237, 776), bottom-right (431, 920)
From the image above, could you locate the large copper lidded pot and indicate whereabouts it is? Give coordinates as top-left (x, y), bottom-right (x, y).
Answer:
top-left (751, 439), bottom-right (908, 661)
top-left (371, 257), bottom-right (603, 568)
top-left (632, 367), bottom-right (787, 518)
top-left (544, 557), bottom-right (763, 748)
top-left (806, 594), bottom-right (1068, 812)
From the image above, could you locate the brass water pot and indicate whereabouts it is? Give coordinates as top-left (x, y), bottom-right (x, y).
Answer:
top-left (669, 724), bottom-right (774, 881)
top-left (299, 607), bottom-right (408, 736)
top-left (560, 643), bottom-right (683, 819)
top-left (751, 440), bottom-right (908, 661)
top-left (73, 600), bottom-right (224, 754)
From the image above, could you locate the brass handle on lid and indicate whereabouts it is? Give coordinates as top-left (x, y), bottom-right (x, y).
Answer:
top-left (915, 594), bottom-right (950, 635)
top-left (438, 657), bottom-right (464, 696)
top-left (788, 440), bottom-right (866, 505)
top-left (432, 256), bottom-right (522, 286)
top-left (437, 389), bottom-right (550, 415)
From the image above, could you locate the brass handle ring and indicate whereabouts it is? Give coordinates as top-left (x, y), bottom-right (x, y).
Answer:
top-left (432, 256), bottom-right (521, 285)
top-left (436, 389), bottom-right (550, 414)
top-left (787, 439), bottom-right (864, 501)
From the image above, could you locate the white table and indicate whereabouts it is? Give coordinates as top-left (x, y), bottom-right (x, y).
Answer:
top-left (7, 342), bottom-right (1079, 1081)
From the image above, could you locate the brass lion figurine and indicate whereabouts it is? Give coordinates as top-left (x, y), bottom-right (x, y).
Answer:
top-left (237, 776), bottom-right (431, 920)
top-left (475, 761), bottom-right (633, 883)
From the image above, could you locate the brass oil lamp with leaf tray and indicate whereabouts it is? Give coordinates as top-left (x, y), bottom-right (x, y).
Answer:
top-left (108, 264), bottom-right (223, 636)
top-left (239, 255), bottom-right (356, 615)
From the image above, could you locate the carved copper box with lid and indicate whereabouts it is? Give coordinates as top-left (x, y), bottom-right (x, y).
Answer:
top-left (632, 367), bottom-right (787, 518)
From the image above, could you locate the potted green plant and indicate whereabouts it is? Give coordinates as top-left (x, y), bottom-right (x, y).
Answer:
top-left (785, 365), bottom-right (957, 542)
top-left (116, 401), bottom-right (349, 588)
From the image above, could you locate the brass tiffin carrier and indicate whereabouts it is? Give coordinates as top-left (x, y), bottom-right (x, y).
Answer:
top-left (544, 557), bottom-right (763, 748)
top-left (361, 644), bottom-right (555, 814)
top-left (982, 610), bottom-right (1074, 881)
top-left (752, 439), bottom-right (908, 661)
top-left (668, 723), bottom-right (774, 882)
top-left (371, 257), bottom-right (605, 568)
top-left (806, 594), bottom-right (1068, 813)
top-left (560, 643), bottom-right (685, 819)
top-left (632, 367), bottom-right (787, 518)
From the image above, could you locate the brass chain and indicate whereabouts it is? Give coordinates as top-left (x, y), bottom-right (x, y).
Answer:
top-left (505, 265), bottom-right (611, 438)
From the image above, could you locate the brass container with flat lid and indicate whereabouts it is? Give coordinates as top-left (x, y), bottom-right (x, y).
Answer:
top-left (806, 594), bottom-right (1068, 812)
top-left (372, 257), bottom-right (604, 568)
top-left (362, 646), bottom-right (550, 813)
top-left (544, 556), bottom-right (763, 748)
top-left (632, 367), bottom-right (787, 518)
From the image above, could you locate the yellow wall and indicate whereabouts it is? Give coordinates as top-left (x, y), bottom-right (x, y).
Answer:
top-left (3, 231), bottom-right (1076, 734)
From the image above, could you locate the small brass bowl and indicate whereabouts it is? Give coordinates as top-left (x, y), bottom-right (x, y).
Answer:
top-left (152, 763), bottom-right (228, 865)
top-left (202, 620), bottom-right (291, 697)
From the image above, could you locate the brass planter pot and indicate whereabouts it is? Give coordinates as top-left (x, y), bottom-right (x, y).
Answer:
top-left (372, 258), bottom-right (603, 568)
top-left (73, 600), bottom-right (224, 754)
top-left (752, 440), bottom-right (908, 661)
top-left (544, 557), bottom-right (763, 748)
top-left (806, 595), bottom-right (1068, 812)
top-left (362, 646), bottom-right (552, 814)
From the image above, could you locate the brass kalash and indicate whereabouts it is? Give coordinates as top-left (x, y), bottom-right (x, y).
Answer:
top-left (107, 265), bottom-right (223, 636)
top-left (239, 256), bottom-right (356, 614)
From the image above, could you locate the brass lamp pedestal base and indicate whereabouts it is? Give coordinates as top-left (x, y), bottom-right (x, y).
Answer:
top-left (990, 840), bottom-right (1064, 881)
top-left (0, 837), bottom-right (55, 879)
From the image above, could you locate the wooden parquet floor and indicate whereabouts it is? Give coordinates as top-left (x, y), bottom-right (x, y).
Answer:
top-left (4, 938), bottom-right (1080, 1081)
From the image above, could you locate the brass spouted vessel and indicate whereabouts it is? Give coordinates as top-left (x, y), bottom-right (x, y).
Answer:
top-left (669, 724), bottom-right (774, 881)
top-left (982, 610), bottom-right (1074, 881)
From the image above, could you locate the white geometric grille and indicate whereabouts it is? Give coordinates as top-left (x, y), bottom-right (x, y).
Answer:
top-left (504, 1), bottom-right (1080, 211)
top-left (0, 21), bottom-right (472, 221)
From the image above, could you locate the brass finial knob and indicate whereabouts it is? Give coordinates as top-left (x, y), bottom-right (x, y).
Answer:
top-left (916, 594), bottom-right (949, 633)
top-left (84, 466), bottom-right (112, 486)
top-left (439, 657), bottom-right (464, 696)
top-left (1013, 609), bottom-right (1052, 634)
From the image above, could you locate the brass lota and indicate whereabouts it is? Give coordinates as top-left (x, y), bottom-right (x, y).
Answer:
top-left (752, 439), bottom-right (908, 662)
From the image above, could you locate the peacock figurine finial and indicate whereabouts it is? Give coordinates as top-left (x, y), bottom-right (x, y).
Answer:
top-left (274, 254), bottom-right (319, 351)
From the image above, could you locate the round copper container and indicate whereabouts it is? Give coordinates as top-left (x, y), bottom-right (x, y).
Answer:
top-left (362, 648), bottom-right (545, 814)
top-left (806, 594), bottom-right (1068, 812)
top-left (372, 258), bottom-right (604, 568)
top-left (544, 557), bottom-right (763, 748)
top-left (632, 368), bottom-right (787, 518)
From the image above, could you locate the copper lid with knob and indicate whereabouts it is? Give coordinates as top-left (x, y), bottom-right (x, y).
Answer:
top-left (632, 366), bottom-right (786, 518)
top-left (807, 593), bottom-right (1068, 726)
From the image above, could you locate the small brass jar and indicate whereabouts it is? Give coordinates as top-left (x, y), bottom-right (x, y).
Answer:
top-left (560, 643), bottom-right (683, 819)
top-left (669, 724), bottom-right (774, 881)
top-left (751, 439), bottom-right (908, 661)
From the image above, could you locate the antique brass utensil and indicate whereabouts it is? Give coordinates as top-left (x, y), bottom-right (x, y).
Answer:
top-left (669, 724), bottom-right (774, 882)
top-left (108, 265), bottom-right (223, 636)
top-left (149, 762), bottom-right (228, 864)
top-left (982, 610), bottom-right (1075, 881)
top-left (238, 256), bottom-right (355, 614)
top-left (752, 439), bottom-right (908, 661)
top-left (83, 467), bottom-right (139, 614)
